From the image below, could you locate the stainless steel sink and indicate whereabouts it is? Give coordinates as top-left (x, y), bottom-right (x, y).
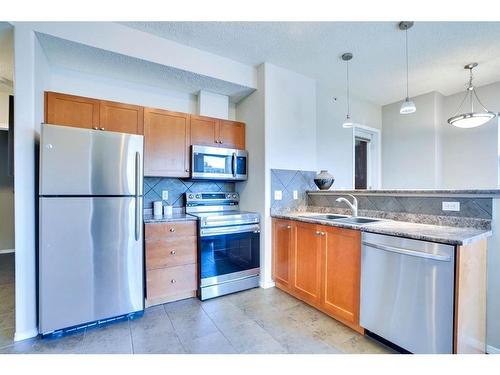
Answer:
top-left (300, 214), bottom-right (348, 220)
top-left (334, 217), bottom-right (382, 224)
top-left (299, 214), bottom-right (382, 225)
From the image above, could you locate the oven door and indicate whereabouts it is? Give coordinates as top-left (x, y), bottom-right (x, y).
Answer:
top-left (191, 145), bottom-right (247, 181)
top-left (199, 224), bottom-right (260, 287)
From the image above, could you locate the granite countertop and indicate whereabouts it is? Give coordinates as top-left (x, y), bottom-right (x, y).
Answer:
top-left (272, 212), bottom-right (492, 246)
top-left (144, 213), bottom-right (197, 224)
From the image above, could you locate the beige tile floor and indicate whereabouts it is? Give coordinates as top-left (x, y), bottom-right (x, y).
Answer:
top-left (0, 255), bottom-right (395, 354)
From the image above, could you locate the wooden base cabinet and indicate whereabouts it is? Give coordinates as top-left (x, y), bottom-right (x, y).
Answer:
top-left (145, 221), bottom-right (198, 307)
top-left (272, 219), bottom-right (363, 333)
top-left (272, 220), bottom-right (294, 291)
top-left (321, 226), bottom-right (361, 330)
top-left (293, 222), bottom-right (323, 306)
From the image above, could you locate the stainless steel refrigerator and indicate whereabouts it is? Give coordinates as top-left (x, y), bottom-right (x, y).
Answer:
top-left (38, 124), bottom-right (144, 335)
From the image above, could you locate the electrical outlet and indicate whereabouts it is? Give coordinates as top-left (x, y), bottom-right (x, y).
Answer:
top-left (162, 190), bottom-right (169, 200)
top-left (442, 201), bottom-right (460, 211)
top-left (274, 190), bottom-right (282, 200)
top-left (293, 190), bottom-right (298, 200)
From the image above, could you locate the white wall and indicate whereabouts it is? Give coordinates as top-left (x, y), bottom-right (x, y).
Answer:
top-left (382, 91), bottom-right (444, 189)
top-left (316, 82), bottom-right (381, 189)
top-left (440, 81), bottom-right (500, 189)
top-left (198, 90), bottom-right (229, 119)
top-left (236, 63), bottom-right (318, 288)
top-left (265, 63), bottom-right (317, 171)
top-left (236, 64), bottom-right (267, 285)
top-left (382, 82), bottom-right (500, 190)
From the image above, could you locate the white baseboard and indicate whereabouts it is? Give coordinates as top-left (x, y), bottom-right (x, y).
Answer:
top-left (259, 280), bottom-right (276, 289)
top-left (14, 328), bottom-right (38, 342)
top-left (0, 249), bottom-right (15, 254)
top-left (487, 345), bottom-right (500, 354)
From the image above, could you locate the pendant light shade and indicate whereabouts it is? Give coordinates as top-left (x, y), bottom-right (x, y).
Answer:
top-left (341, 52), bottom-right (354, 128)
top-left (447, 63), bottom-right (497, 128)
top-left (399, 21), bottom-right (416, 115)
top-left (400, 97), bottom-right (416, 114)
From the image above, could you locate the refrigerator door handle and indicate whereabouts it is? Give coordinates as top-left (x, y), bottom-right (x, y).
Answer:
top-left (135, 151), bottom-right (141, 241)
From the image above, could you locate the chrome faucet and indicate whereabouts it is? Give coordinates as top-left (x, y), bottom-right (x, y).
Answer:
top-left (336, 194), bottom-right (358, 217)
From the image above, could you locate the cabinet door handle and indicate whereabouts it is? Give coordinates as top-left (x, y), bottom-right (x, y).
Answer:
top-left (93, 126), bottom-right (98, 130)
top-left (185, 169), bottom-right (189, 172)
top-left (316, 231), bottom-right (321, 235)
top-left (286, 225), bottom-right (292, 229)
top-left (169, 228), bottom-right (175, 232)
top-left (321, 232), bottom-right (326, 236)
top-left (171, 279), bottom-right (176, 284)
top-left (170, 250), bottom-right (176, 255)
top-left (100, 127), bottom-right (105, 131)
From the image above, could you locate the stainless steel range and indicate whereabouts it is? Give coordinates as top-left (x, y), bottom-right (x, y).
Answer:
top-left (186, 192), bottom-right (260, 300)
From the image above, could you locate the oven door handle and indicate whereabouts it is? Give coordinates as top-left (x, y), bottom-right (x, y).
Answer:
top-left (200, 224), bottom-right (260, 237)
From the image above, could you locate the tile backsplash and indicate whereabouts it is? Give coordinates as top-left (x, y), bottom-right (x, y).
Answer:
top-left (271, 169), bottom-right (318, 213)
top-left (308, 194), bottom-right (492, 220)
top-left (144, 177), bottom-right (235, 209)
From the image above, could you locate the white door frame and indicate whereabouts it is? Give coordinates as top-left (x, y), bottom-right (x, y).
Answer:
top-left (351, 124), bottom-right (381, 189)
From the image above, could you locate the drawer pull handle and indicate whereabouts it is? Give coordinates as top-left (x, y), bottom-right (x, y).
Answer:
top-left (316, 231), bottom-right (321, 235)
top-left (170, 250), bottom-right (176, 255)
top-left (171, 279), bottom-right (176, 284)
top-left (93, 126), bottom-right (98, 130)
top-left (170, 228), bottom-right (175, 232)
top-left (286, 225), bottom-right (292, 229)
top-left (100, 127), bottom-right (105, 131)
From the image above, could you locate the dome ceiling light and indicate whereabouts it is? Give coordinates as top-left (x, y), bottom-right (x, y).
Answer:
top-left (341, 52), bottom-right (355, 128)
top-left (399, 21), bottom-right (416, 115)
top-left (447, 63), bottom-right (497, 128)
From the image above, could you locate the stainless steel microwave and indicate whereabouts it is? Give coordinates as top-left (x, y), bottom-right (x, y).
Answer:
top-left (191, 145), bottom-right (248, 181)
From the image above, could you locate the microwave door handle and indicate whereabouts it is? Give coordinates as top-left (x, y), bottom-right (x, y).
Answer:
top-left (232, 152), bottom-right (237, 178)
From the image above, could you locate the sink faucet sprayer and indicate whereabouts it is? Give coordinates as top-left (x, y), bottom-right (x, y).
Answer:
top-left (335, 194), bottom-right (358, 217)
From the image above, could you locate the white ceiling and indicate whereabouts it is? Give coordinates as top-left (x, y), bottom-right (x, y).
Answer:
top-left (121, 22), bottom-right (500, 105)
top-left (36, 33), bottom-right (255, 103)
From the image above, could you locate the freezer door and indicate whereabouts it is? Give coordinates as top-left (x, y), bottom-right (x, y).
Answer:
top-left (39, 197), bottom-right (143, 334)
top-left (40, 124), bottom-right (143, 196)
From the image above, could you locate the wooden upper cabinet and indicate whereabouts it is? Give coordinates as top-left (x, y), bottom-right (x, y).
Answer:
top-left (219, 120), bottom-right (245, 149)
top-left (321, 226), bottom-right (361, 328)
top-left (190, 115), bottom-right (246, 149)
top-left (190, 115), bottom-right (218, 147)
top-left (272, 219), bottom-right (294, 291)
top-left (293, 222), bottom-right (323, 305)
top-left (45, 92), bottom-right (99, 129)
top-left (144, 108), bottom-right (190, 177)
top-left (100, 100), bottom-right (144, 135)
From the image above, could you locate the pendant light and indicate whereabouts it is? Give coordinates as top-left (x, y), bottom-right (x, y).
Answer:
top-left (447, 63), bottom-right (497, 128)
top-left (341, 52), bottom-right (354, 128)
top-left (399, 21), bottom-right (416, 114)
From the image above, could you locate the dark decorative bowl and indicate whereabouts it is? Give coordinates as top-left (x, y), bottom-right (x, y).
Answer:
top-left (314, 170), bottom-right (335, 190)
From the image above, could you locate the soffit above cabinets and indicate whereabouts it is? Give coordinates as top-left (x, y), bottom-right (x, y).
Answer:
top-left (36, 32), bottom-right (255, 104)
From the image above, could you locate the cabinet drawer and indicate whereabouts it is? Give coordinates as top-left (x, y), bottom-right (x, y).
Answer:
top-left (147, 264), bottom-right (197, 300)
top-left (146, 236), bottom-right (197, 270)
top-left (145, 221), bottom-right (197, 239)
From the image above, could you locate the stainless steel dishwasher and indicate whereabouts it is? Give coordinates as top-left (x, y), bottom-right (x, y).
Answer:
top-left (360, 232), bottom-right (455, 354)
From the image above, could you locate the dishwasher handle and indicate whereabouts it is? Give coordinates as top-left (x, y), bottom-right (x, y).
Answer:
top-left (362, 241), bottom-right (452, 262)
